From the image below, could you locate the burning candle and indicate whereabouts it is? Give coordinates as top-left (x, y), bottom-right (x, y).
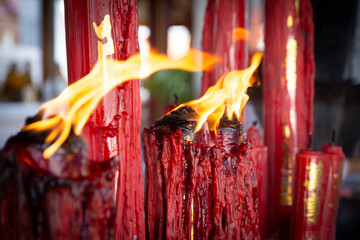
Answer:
top-left (247, 122), bottom-right (268, 240)
top-left (0, 1), bottom-right (220, 238)
top-left (263, 0), bottom-right (315, 237)
top-left (144, 53), bottom-right (263, 239)
top-left (201, 0), bottom-right (248, 95)
top-left (143, 108), bottom-right (259, 239)
top-left (291, 147), bottom-right (325, 240)
top-left (320, 131), bottom-right (345, 240)
top-left (0, 116), bottom-right (118, 239)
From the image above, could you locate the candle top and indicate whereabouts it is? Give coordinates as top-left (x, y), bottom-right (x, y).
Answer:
top-left (321, 143), bottom-right (346, 161)
top-left (297, 149), bottom-right (323, 159)
top-left (321, 143), bottom-right (345, 155)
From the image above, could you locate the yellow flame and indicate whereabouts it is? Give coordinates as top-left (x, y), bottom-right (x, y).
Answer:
top-left (22, 15), bottom-right (220, 159)
top-left (23, 50), bottom-right (220, 158)
top-left (173, 52), bottom-right (263, 133)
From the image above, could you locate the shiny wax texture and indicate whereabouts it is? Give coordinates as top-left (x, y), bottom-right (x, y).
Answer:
top-left (320, 144), bottom-right (345, 240)
top-left (63, 0), bottom-right (144, 238)
top-left (247, 125), bottom-right (268, 240)
top-left (291, 150), bottom-right (325, 240)
top-left (263, 0), bottom-right (315, 238)
top-left (143, 126), bottom-right (259, 239)
top-left (0, 134), bottom-right (118, 240)
top-left (201, 0), bottom-right (248, 95)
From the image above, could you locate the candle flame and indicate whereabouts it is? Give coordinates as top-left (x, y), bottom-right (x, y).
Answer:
top-left (173, 52), bottom-right (263, 133)
top-left (22, 16), bottom-right (220, 159)
top-left (232, 27), bottom-right (250, 41)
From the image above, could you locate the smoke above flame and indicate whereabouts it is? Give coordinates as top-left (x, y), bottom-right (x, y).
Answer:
top-left (173, 52), bottom-right (263, 133)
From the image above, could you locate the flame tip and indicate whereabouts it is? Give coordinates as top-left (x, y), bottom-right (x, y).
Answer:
top-left (28, 46), bottom-right (220, 158)
top-left (183, 52), bottom-right (263, 133)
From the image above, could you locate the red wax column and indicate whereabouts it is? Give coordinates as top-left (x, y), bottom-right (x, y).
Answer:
top-left (64, 1), bottom-right (144, 239)
top-left (201, 0), bottom-right (248, 95)
top-left (291, 150), bottom-right (325, 240)
top-left (247, 123), bottom-right (268, 240)
top-left (320, 143), bottom-right (345, 240)
top-left (143, 109), bottom-right (259, 239)
top-left (263, 0), bottom-right (315, 238)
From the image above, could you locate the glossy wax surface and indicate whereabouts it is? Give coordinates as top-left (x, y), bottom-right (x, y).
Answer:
top-left (247, 125), bottom-right (268, 240)
top-left (0, 134), bottom-right (118, 240)
top-left (143, 114), bottom-right (259, 239)
top-left (263, 0), bottom-right (315, 238)
top-left (320, 144), bottom-right (345, 240)
top-left (64, 0), bottom-right (144, 239)
top-left (201, 0), bottom-right (247, 95)
top-left (292, 150), bottom-right (324, 240)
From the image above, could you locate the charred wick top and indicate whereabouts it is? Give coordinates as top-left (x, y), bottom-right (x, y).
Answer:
top-left (152, 105), bottom-right (247, 146)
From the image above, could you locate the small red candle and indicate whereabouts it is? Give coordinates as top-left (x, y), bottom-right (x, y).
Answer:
top-left (247, 122), bottom-right (268, 240)
top-left (291, 148), bottom-right (325, 240)
top-left (320, 137), bottom-right (345, 240)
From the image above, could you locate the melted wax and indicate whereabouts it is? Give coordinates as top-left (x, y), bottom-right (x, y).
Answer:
top-left (0, 131), bottom-right (117, 240)
top-left (143, 111), bottom-right (259, 239)
top-left (64, 0), bottom-right (144, 238)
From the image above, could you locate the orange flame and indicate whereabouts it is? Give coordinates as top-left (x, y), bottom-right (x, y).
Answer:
top-left (22, 49), bottom-right (220, 158)
top-left (232, 27), bottom-right (250, 42)
top-left (173, 52), bottom-right (263, 133)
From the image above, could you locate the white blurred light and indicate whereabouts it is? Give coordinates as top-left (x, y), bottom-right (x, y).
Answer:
top-left (139, 25), bottom-right (151, 56)
top-left (167, 25), bottom-right (191, 59)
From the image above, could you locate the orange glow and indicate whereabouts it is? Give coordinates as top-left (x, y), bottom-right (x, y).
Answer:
top-left (173, 52), bottom-right (263, 133)
top-left (232, 27), bottom-right (250, 42)
top-left (22, 49), bottom-right (220, 159)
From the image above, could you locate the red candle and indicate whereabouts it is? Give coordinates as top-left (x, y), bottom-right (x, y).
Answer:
top-left (143, 109), bottom-right (259, 239)
top-left (201, 0), bottom-right (248, 95)
top-left (320, 142), bottom-right (345, 240)
top-left (64, 1), bottom-right (144, 238)
top-left (291, 150), bottom-right (325, 240)
top-left (247, 123), bottom-right (268, 240)
top-left (263, 0), bottom-right (315, 237)
top-left (0, 127), bottom-right (118, 239)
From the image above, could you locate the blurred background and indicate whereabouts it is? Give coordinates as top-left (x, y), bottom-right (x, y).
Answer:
top-left (0, 0), bottom-right (359, 238)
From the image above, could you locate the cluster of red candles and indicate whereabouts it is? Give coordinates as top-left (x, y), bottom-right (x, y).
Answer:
top-left (0, 0), bottom-right (348, 239)
top-left (292, 134), bottom-right (345, 240)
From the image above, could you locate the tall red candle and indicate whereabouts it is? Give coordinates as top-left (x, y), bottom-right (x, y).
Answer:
top-left (143, 109), bottom-right (259, 239)
top-left (291, 150), bottom-right (325, 240)
top-left (247, 123), bottom-right (267, 240)
top-left (201, 0), bottom-right (248, 95)
top-left (320, 143), bottom-right (345, 240)
top-left (263, 0), bottom-right (315, 238)
top-left (64, 1), bottom-right (144, 238)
